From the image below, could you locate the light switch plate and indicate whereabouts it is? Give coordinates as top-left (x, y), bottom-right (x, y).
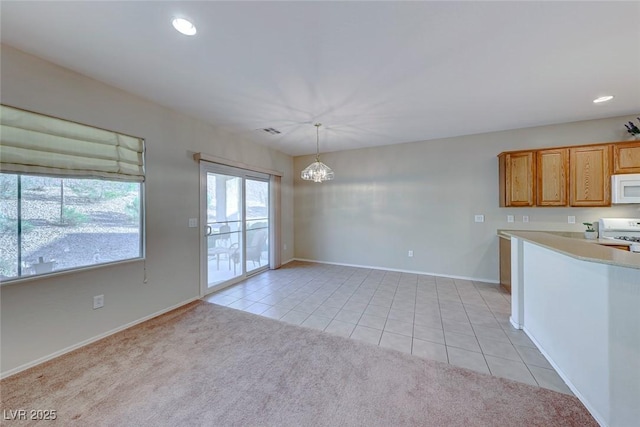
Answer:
top-left (93, 294), bottom-right (104, 309)
top-left (188, 218), bottom-right (198, 228)
top-left (507, 215), bottom-right (514, 223)
top-left (568, 216), bottom-right (576, 224)
top-left (474, 215), bottom-right (485, 223)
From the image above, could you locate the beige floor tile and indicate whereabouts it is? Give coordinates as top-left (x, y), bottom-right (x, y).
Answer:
top-left (442, 319), bottom-right (475, 336)
top-left (243, 302), bottom-right (271, 315)
top-left (275, 298), bottom-right (302, 310)
top-left (413, 324), bottom-right (445, 344)
top-left (439, 307), bottom-right (469, 323)
top-left (294, 301), bottom-right (322, 314)
top-left (477, 337), bottom-right (522, 362)
top-left (334, 309), bottom-right (362, 324)
top-left (504, 330), bottom-right (537, 348)
top-left (444, 331), bottom-right (481, 352)
top-left (414, 313), bottom-right (442, 329)
top-left (379, 332), bottom-right (413, 354)
top-left (387, 308), bottom-right (414, 323)
top-left (280, 310), bottom-right (309, 326)
top-left (484, 355), bottom-right (537, 386)
top-left (369, 296), bottom-right (393, 308)
top-left (350, 325), bottom-right (382, 345)
top-left (528, 365), bottom-right (573, 395)
top-left (412, 339), bottom-right (448, 363)
top-left (261, 305), bottom-right (291, 320)
top-left (227, 298), bottom-right (255, 310)
top-left (205, 294), bottom-right (238, 306)
top-left (257, 294), bottom-right (285, 305)
top-left (302, 314), bottom-right (332, 331)
top-left (342, 300), bottom-right (368, 313)
top-left (313, 304), bottom-right (341, 319)
top-left (325, 320), bottom-right (356, 337)
top-left (515, 345), bottom-right (553, 369)
top-left (472, 325), bottom-right (510, 342)
top-left (447, 347), bottom-right (490, 375)
top-left (467, 314), bottom-right (502, 330)
top-left (384, 319), bottom-right (414, 337)
top-left (364, 304), bottom-right (390, 318)
top-left (358, 313), bottom-right (387, 330)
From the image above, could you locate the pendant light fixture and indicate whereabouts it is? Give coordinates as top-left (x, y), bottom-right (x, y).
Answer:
top-left (301, 123), bottom-right (334, 182)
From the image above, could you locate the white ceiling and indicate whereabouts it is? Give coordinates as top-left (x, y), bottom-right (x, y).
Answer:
top-left (1, 1), bottom-right (639, 156)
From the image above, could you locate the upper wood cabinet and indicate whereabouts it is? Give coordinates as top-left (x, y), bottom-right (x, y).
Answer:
top-left (613, 141), bottom-right (640, 174)
top-left (536, 148), bottom-right (568, 206)
top-left (498, 151), bottom-right (535, 207)
top-left (569, 144), bottom-right (611, 207)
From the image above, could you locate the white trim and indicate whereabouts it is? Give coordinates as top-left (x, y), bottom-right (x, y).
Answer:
top-left (1, 257), bottom-right (145, 287)
top-left (0, 297), bottom-right (199, 379)
top-left (194, 152), bottom-right (283, 177)
top-left (292, 258), bottom-right (499, 284)
top-left (523, 326), bottom-right (606, 427)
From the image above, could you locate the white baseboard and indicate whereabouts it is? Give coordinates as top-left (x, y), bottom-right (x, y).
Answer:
top-left (522, 327), bottom-right (606, 427)
top-left (0, 297), bottom-right (200, 380)
top-left (292, 258), bottom-right (499, 284)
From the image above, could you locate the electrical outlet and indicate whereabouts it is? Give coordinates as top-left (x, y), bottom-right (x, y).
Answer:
top-left (408, 250), bottom-right (414, 257)
top-left (474, 215), bottom-right (485, 223)
top-left (188, 218), bottom-right (198, 228)
top-left (93, 294), bottom-right (104, 310)
top-left (507, 215), bottom-right (514, 223)
top-left (522, 215), bottom-right (529, 223)
top-left (568, 216), bottom-right (576, 224)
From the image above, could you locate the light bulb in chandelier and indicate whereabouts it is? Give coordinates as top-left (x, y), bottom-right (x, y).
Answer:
top-left (301, 123), bottom-right (334, 182)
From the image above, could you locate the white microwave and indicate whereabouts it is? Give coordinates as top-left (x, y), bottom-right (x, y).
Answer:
top-left (612, 174), bottom-right (640, 204)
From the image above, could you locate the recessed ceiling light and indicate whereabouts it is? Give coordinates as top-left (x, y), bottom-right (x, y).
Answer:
top-left (593, 95), bottom-right (614, 104)
top-left (172, 18), bottom-right (196, 36)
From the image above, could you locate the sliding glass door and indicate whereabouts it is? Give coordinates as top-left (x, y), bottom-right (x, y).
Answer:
top-left (245, 178), bottom-right (269, 275)
top-left (200, 163), bottom-right (270, 294)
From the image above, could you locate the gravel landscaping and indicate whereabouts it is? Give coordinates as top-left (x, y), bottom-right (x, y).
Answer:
top-left (0, 179), bottom-right (140, 279)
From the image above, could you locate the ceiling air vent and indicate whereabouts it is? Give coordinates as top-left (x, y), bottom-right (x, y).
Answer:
top-left (262, 127), bottom-right (281, 135)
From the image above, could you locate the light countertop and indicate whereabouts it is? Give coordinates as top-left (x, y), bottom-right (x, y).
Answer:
top-left (498, 230), bottom-right (640, 270)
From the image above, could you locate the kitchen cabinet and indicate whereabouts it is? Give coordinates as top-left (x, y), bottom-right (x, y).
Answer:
top-left (569, 144), bottom-right (611, 207)
top-left (613, 140), bottom-right (640, 174)
top-left (536, 148), bottom-right (568, 206)
top-left (498, 151), bottom-right (535, 207)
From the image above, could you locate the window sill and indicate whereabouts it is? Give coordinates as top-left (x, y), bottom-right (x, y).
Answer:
top-left (0, 257), bottom-right (145, 287)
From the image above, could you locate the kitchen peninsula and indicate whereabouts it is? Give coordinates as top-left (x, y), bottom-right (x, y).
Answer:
top-left (502, 231), bottom-right (639, 427)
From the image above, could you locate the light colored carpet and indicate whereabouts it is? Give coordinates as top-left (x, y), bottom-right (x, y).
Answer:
top-left (1, 301), bottom-right (596, 426)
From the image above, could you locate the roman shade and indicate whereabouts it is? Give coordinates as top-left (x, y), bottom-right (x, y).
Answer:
top-left (0, 104), bottom-right (145, 182)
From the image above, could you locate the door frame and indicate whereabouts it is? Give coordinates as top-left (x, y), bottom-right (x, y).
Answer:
top-left (199, 162), bottom-right (271, 297)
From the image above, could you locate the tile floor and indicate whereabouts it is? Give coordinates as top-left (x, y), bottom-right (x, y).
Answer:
top-left (203, 261), bottom-right (572, 395)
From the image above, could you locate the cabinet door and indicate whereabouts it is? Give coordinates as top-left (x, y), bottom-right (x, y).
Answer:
top-left (537, 148), bottom-right (568, 206)
top-left (613, 141), bottom-right (640, 174)
top-left (570, 145), bottom-right (611, 206)
top-left (499, 152), bottom-right (535, 207)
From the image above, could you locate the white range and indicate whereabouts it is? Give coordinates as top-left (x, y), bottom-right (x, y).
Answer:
top-left (598, 217), bottom-right (640, 252)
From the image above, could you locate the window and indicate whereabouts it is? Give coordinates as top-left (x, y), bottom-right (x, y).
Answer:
top-left (0, 105), bottom-right (145, 282)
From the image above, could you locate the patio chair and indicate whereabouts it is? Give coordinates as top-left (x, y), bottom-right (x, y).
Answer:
top-left (246, 229), bottom-right (267, 267)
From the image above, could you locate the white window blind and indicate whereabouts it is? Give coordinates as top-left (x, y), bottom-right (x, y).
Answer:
top-left (0, 105), bottom-right (144, 182)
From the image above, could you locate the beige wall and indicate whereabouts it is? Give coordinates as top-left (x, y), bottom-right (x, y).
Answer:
top-left (0, 45), bottom-right (294, 375)
top-left (294, 116), bottom-right (640, 281)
